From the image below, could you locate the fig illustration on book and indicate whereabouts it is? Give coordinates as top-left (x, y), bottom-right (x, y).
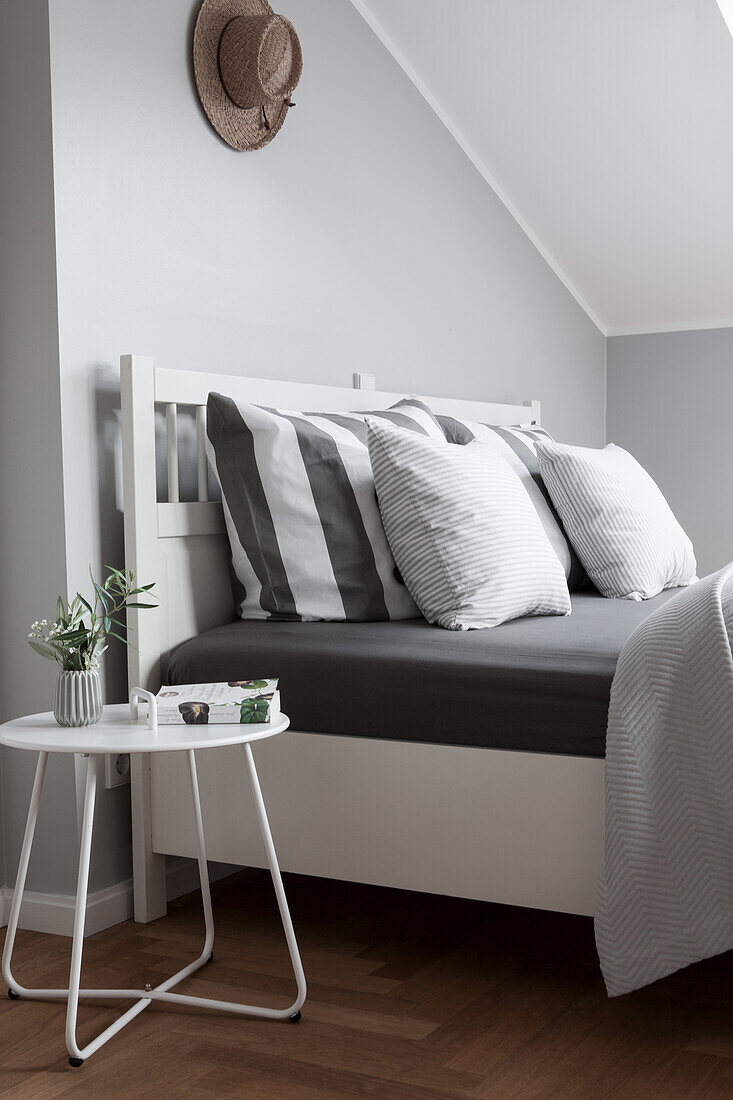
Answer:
top-left (178, 701), bottom-right (210, 724)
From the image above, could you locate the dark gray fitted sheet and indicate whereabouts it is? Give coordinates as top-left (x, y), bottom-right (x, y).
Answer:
top-left (165, 590), bottom-right (678, 758)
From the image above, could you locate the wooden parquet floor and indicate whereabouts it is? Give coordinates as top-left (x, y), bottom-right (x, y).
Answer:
top-left (2, 869), bottom-right (733, 1099)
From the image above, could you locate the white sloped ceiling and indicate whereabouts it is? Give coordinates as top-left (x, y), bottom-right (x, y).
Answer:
top-left (352, 0), bottom-right (733, 335)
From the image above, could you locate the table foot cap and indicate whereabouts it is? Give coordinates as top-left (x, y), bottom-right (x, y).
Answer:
top-left (7, 989), bottom-right (20, 1000)
top-left (289, 1011), bottom-right (301, 1023)
top-left (68, 1057), bottom-right (84, 1068)
top-left (208, 952), bottom-right (214, 962)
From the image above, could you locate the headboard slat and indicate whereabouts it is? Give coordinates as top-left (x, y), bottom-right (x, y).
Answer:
top-left (196, 406), bottom-right (209, 503)
top-left (165, 403), bottom-right (179, 504)
top-left (152, 367), bottom-right (536, 427)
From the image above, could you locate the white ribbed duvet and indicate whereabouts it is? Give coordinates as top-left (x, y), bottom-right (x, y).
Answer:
top-left (596, 565), bottom-right (733, 995)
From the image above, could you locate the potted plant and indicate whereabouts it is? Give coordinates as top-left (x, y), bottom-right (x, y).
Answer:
top-left (28, 567), bottom-right (157, 727)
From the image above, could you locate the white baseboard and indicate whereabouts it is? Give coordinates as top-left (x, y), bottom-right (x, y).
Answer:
top-left (1, 878), bottom-right (135, 939)
top-left (0, 860), bottom-right (238, 939)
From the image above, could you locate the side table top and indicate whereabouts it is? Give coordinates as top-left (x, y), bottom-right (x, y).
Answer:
top-left (0, 703), bottom-right (290, 754)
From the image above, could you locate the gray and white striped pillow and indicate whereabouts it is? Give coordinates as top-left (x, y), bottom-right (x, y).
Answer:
top-left (438, 416), bottom-right (585, 590)
top-left (367, 417), bottom-right (571, 630)
top-left (206, 392), bottom-right (445, 622)
top-left (535, 440), bottom-right (697, 600)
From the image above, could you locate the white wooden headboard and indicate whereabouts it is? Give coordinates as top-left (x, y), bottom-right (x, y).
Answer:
top-left (120, 354), bottom-right (539, 920)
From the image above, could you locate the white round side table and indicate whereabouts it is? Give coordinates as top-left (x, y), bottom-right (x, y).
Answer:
top-left (0, 693), bottom-right (306, 1067)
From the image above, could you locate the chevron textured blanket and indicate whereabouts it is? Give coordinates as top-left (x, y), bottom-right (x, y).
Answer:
top-left (596, 565), bottom-right (733, 996)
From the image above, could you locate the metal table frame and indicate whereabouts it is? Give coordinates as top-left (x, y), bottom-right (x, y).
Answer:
top-left (1, 694), bottom-right (306, 1067)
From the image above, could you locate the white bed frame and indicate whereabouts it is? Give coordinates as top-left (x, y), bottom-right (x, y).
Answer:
top-left (120, 355), bottom-right (604, 924)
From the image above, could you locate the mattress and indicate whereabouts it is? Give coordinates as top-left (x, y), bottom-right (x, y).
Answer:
top-left (165, 589), bottom-right (678, 757)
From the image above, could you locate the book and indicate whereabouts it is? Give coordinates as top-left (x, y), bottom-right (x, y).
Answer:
top-left (154, 680), bottom-right (280, 725)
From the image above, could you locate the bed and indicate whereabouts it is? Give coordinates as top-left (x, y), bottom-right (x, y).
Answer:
top-left (120, 356), bottom-right (652, 924)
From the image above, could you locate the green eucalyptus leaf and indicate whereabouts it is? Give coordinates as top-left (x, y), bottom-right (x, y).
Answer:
top-left (29, 640), bottom-right (57, 661)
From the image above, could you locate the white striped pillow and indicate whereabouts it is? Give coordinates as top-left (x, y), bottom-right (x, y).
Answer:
top-left (438, 416), bottom-right (585, 589)
top-left (535, 440), bottom-right (697, 600)
top-left (366, 418), bottom-right (571, 630)
top-left (206, 392), bottom-right (445, 622)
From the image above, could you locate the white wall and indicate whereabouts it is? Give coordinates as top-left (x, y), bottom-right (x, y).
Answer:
top-left (607, 328), bottom-right (733, 577)
top-left (1, 0), bottom-right (605, 902)
top-left (0, 0), bottom-right (86, 898)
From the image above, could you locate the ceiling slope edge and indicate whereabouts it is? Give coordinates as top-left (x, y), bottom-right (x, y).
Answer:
top-left (348, 0), bottom-right (607, 336)
top-left (607, 318), bottom-right (733, 338)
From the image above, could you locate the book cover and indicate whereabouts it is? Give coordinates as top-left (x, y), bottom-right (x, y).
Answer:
top-left (155, 680), bottom-right (280, 725)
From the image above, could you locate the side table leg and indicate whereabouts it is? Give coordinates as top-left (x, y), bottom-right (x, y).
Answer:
top-left (65, 753), bottom-right (98, 1066)
top-left (141, 750), bottom-right (217, 1001)
top-left (2, 751), bottom-right (48, 996)
top-left (242, 743), bottom-right (307, 1019)
top-left (188, 749), bottom-right (214, 961)
top-left (3, 740), bottom-right (307, 1063)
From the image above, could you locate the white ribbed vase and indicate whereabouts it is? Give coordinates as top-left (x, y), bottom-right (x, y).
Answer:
top-left (53, 670), bottom-right (103, 727)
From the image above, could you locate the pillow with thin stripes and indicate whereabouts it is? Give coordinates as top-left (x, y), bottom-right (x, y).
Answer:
top-left (206, 392), bottom-right (446, 622)
top-left (535, 440), bottom-right (697, 601)
top-left (438, 416), bottom-right (586, 590)
top-left (366, 417), bottom-right (571, 630)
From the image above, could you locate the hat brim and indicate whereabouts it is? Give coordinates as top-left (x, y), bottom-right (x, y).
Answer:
top-left (193, 0), bottom-right (290, 151)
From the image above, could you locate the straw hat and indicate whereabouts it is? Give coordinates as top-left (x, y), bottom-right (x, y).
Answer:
top-left (193, 0), bottom-right (302, 151)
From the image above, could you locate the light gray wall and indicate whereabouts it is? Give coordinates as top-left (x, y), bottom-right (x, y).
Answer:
top-left (1, 0), bottom-right (605, 900)
top-left (607, 328), bottom-right (733, 577)
top-left (0, 0), bottom-right (81, 895)
top-left (0, 751), bottom-right (5, 892)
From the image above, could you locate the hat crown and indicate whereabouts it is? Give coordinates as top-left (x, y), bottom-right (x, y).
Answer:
top-left (218, 14), bottom-right (302, 110)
